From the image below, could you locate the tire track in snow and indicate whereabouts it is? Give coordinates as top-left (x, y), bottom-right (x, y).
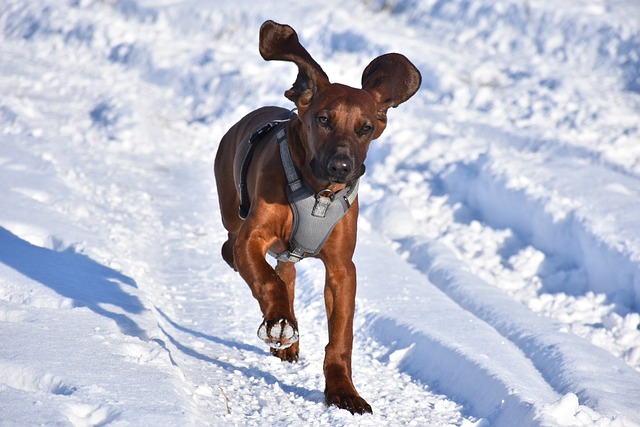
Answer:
top-left (353, 228), bottom-right (563, 426)
top-left (404, 236), bottom-right (640, 425)
top-left (416, 125), bottom-right (640, 371)
top-left (359, 196), bottom-right (640, 426)
top-left (439, 125), bottom-right (640, 310)
top-left (359, 125), bottom-right (640, 425)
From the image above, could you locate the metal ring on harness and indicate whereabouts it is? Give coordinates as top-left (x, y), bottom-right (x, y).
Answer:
top-left (317, 189), bottom-right (335, 200)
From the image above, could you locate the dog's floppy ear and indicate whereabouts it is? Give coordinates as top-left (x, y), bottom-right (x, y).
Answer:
top-left (259, 20), bottom-right (329, 110)
top-left (362, 53), bottom-right (421, 138)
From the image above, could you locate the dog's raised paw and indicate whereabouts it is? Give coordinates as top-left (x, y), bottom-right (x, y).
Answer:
top-left (257, 318), bottom-right (299, 350)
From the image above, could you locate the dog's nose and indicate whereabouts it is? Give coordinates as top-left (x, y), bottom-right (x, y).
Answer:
top-left (327, 154), bottom-right (353, 182)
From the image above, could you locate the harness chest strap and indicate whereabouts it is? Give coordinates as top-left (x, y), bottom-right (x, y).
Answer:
top-left (270, 128), bottom-right (359, 263)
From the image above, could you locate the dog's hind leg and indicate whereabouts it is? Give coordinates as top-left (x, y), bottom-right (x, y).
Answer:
top-left (221, 232), bottom-right (237, 271)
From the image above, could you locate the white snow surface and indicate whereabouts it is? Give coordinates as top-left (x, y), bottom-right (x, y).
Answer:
top-left (1, 0), bottom-right (640, 426)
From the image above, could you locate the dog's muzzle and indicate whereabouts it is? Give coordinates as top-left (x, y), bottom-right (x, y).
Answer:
top-left (311, 153), bottom-right (365, 184)
top-left (327, 154), bottom-right (354, 183)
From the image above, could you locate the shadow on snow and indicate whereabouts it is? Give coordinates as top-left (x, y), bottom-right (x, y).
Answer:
top-left (0, 226), bottom-right (147, 338)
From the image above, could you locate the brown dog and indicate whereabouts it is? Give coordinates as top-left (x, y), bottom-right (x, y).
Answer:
top-left (214, 20), bottom-right (420, 414)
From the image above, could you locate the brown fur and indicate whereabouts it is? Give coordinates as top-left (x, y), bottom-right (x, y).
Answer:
top-left (214, 20), bottom-right (421, 414)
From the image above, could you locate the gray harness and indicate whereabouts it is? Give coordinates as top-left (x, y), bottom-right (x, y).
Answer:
top-left (269, 128), bottom-right (359, 263)
top-left (238, 115), bottom-right (358, 264)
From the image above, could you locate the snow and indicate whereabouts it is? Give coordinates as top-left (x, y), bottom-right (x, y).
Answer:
top-left (1, 0), bottom-right (639, 426)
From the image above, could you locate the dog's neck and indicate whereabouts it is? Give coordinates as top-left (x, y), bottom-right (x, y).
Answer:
top-left (285, 119), bottom-right (350, 194)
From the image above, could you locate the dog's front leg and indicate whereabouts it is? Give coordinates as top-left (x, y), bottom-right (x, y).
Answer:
top-left (234, 224), bottom-right (299, 352)
top-left (321, 256), bottom-right (372, 414)
top-left (273, 260), bottom-right (300, 362)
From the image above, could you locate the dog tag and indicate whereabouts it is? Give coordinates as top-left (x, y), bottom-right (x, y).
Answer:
top-left (312, 190), bottom-right (334, 218)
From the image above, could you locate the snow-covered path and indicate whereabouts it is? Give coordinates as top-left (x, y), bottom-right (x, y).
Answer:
top-left (1, 1), bottom-right (639, 426)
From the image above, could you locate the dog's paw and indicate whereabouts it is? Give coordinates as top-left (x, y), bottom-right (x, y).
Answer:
top-left (326, 392), bottom-right (372, 415)
top-left (270, 342), bottom-right (299, 363)
top-left (257, 318), bottom-right (299, 350)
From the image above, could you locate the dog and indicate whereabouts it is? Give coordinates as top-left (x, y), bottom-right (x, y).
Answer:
top-left (214, 20), bottom-right (421, 414)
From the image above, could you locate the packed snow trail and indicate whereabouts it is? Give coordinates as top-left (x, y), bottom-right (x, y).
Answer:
top-left (1, 0), bottom-right (640, 426)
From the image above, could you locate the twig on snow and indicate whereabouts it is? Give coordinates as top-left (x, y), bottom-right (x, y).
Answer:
top-left (219, 387), bottom-right (231, 414)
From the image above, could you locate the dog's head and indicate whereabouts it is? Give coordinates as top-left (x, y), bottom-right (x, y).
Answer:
top-left (259, 20), bottom-right (421, 184)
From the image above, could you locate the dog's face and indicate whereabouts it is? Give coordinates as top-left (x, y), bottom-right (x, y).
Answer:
top-left (259, 20), bottom-right (421, 185)
top-left (301, 84), bottom-right (378, 184)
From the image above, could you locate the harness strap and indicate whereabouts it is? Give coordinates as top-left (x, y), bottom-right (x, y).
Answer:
top-left (238, 114), bottom-right (359, 264)
top-left (276, 129), bottom-right (303, 193)
top-left (238, 114), bottom-right (292, 219)
top-left (272, 128), bottom-right (359, 263)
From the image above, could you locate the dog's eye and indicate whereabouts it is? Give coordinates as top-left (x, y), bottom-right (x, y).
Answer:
top-left (358, 124), bottom-right (373, 136)
top-left (317, 116), bottom-right (330, 127)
